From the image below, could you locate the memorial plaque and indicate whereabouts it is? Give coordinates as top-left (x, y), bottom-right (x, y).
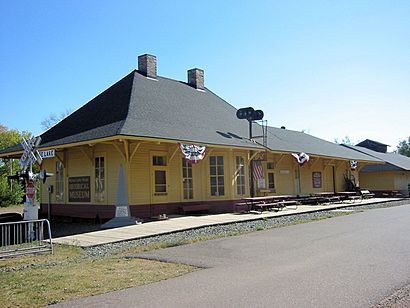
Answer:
top-left (68, 176), bottom-right (91, 202)
top-left (115, 206), bottom-right (130, 217)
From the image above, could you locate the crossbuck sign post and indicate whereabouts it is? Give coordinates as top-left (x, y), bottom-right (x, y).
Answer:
top-left (20, 137), bottom-right (42, 221)
top-left (17, 136), bottom-right (52, 221)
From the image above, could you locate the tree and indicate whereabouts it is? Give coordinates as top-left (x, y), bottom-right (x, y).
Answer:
top-left (41, 109), bottom-right (72, 130)
top-left (334, 136), bottom-right (355, 145)
top-left (0, 124), bottom-right (29, 206)
top-left (396, 137), bottom-right (410, 157)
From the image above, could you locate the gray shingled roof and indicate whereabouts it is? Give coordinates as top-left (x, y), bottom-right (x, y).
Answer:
top-left (266, 127), bottom-right (381, 161)
top-left (343, 145), bottom-right (410, 171)
top-left (39, 71), bottom-right (261, 150)
top-left (0, 70), bottom-right (381, 163)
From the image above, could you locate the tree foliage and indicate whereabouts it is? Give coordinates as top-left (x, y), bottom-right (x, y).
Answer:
top-left (0, 124), bottom-right (29, 207)
top-left (396, 137), bottom-right (410, 157)
top-left (334, 136), bottom-right (355, 145)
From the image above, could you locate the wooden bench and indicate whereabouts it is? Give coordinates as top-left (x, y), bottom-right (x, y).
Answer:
top-left (235, 202), bottom-right (250, 212)
top-left (323, 196), bottom-right (341, 203)
top-left (391, 190), bottom-right (404, 197)
top-left (360, 190), bottom-right (375, 199)
top-left (280, 200), bottom-right (298, 209)
top-left (347, 195), bottom-right (362, 202)
top-left (182, 204), bottom-right (210, 215)
top-left (252, 202), bottom-right (274, 212)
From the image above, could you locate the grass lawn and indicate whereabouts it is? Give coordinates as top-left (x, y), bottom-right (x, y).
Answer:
top-left (0, 244), bottom-right (197, 307)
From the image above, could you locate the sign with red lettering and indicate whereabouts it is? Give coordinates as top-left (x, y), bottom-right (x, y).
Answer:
top-left (26, 181), bottom-right (36, 200)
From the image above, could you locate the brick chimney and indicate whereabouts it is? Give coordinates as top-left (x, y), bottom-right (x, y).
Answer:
top-left (187, 68), bottom-right (204, 90)
top-left (138, 54), bottom-right (157, 79)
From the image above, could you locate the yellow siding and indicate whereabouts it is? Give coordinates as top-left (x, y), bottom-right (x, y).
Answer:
top-left (271, 155), bottom-right (294, 195)
top-left (39, 138), bottom-right (367, 208)
top-left (394, 171), bottom-right (410, 193)
top-left (323, 165), bottom-right (335, 192)
top-left (360, 171), bottom-right (397, 190)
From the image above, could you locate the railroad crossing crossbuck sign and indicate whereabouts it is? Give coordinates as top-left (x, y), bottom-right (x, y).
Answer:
top-left (20, 136), bottom-right (42, 171)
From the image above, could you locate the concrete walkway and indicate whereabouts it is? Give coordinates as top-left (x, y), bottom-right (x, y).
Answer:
top-left (52, 198), bottom-right (404, 247)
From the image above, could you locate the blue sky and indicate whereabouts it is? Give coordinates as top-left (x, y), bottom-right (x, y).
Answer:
top-left (1, 1), bottom-right (409, 150)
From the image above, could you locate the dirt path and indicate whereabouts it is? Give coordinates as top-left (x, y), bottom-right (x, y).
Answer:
top-left (0, 205), bottom-right (24, 214)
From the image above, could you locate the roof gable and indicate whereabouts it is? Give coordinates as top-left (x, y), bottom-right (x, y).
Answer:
top-left (356, 139), bottom-right (389, 153)
top-left (266, 127), bottom-right (381, 161)
top-left (343, 145), bottom-right (410, 170)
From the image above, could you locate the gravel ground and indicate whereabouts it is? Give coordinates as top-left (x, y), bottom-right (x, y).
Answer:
top-left (82, 199), bottom-right (409, 258)
top-left (373, 282), bottom-right (410, 307)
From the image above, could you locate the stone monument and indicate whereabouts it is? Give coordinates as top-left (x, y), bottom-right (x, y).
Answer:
top-left (102, 165), bottom-right (140, 228)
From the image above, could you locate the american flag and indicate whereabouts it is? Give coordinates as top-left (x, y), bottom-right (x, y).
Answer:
top-left (253, 161), bottom-right (264, 180)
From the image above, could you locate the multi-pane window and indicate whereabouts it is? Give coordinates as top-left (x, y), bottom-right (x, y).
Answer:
top-left (154, 170), bottom-right (167, 193)
top-left (210, 156), bottom-right (224, 196)
top-left (55, 161), bottom-right (64, 202)
top-left (153, 155), bottom-right (167, 194)
top-left (153, 156), bottom-right (166, 166)
top-left (268, 172), bottom-right (275, 189)
top-left (235, 156), bottom-right (245, 195)
top-left (267, 162), bottom-right (275, 190)
top-left (182, 159), bottom-right (193, 199)
top-left (95, 157), bottom-right (105, 202)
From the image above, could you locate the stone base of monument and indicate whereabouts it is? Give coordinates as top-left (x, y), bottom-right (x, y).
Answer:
top-left (101, 205), bottom-right (142, 229)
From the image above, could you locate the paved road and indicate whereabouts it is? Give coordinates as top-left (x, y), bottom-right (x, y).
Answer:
top-left (58, 204), bottom-right (410, 308)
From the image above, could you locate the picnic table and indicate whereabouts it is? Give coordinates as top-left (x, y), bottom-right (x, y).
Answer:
top-left (240, 195), bottom-right (298, 213)
top-left (338, 191), bottom-right (361, 202)
top-left (312, 192), bottom-right (341, 203)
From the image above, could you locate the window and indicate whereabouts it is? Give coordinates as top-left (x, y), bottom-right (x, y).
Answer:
top-left (268, 172), bottom-right (275, 190)
top-left (182, 159), bottom-right (193, 199)
top-left (210, 156), bottom-right (224, 196)
top-left (267, 162), bottom-right (274, 170)
top-left (55, 161), bottom-right (64, 202)
top-left (153, 156), bottom-right (166, 166)
top-left (152, 154), bottom-right (167, 195)
top-left (235, 156), bottom-right (245, 195)
top-left (155, 170), bottom-right (167, 193)
top-left (95, 157), bottom-right (105, 202)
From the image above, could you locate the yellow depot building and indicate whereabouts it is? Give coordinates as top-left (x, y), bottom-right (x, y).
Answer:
top-left (344, 140), bottom-right (410, 197)
top-left (0, 54), bottom-right (382, 220)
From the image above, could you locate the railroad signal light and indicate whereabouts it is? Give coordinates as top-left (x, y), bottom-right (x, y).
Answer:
top-left (236, 107), bottom-right (264, 121)
top-left (236, 107), bottom-right (255, 120)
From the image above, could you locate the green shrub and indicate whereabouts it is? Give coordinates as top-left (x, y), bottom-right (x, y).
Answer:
top-left (0, 175), bottom-right (25, 207)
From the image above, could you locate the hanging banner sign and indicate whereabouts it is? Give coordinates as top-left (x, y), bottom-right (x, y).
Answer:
top-left (291, 152), bottom-right (310, 166)
top-left (180, 143), bottom-right (206, 163)
top-left (350, 160), bottom-right (358, 171)
top-left (39, 149), bottom-right (55, 159)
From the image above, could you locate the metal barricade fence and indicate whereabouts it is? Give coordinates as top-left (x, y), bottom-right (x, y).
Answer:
top-left (0, 219), bottom-right (53, 258)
